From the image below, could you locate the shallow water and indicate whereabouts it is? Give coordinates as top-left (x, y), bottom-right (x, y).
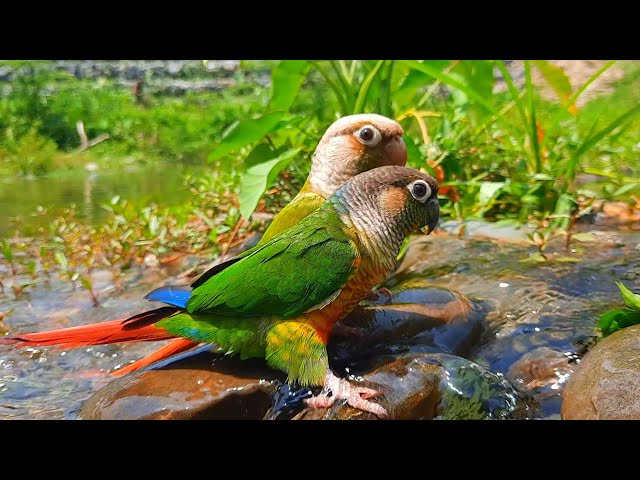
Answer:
top-left (0, 221), bottom-right (638, 419)
top-left (0, 164), bottom-right (198, 236)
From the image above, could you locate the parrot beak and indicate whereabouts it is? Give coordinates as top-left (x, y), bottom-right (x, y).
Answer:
top-left (421, 198), bottom-right (440, 235)
top-left (383, 135), bottom-right (407, 166)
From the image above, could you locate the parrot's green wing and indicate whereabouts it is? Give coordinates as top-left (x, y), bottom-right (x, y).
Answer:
top-left (186, 208), bottom-right (359, 319)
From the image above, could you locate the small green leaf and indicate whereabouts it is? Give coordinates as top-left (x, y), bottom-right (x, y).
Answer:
top-left (571, 232), bottom-right (597, 243)
top-left (209, 112), bottom-right (285, 162)
top-left (1, 239), bottom-right (13, 262)
top-left (54, 251), bottom-right (69, 272)
top-left (478, 182), bottom-right (505, 206)
top-left (532, 173), bottom-right (554, 181)
top-left (616, 282), bottom-right (640, 311)
top-left (79, 276), bottom-right (93, 292)
top-left (244, 143), bottom-right (277, 169)
top-left (555, 256), bottom-right (582, 263)
top-left (531, 60), bottom-right (573, 106)
top-left (519, 252), bottom-right (547, 263)
top-left (239, 149), bottom-right (301, 220)
top-left (269, 60), bottom-right (310, 111)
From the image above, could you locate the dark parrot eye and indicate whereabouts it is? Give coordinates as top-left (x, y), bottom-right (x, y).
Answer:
top-left (356, 125), bottom-right (382, 146)
top-left (409, 180), bottom-right (431, 202)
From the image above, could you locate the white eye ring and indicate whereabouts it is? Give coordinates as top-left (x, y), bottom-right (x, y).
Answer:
top-left (355, 125), bottom-right (382, 146)
top-left (408, 180), bottom-right (431, 202)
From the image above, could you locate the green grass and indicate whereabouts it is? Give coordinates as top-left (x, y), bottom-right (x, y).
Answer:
top-left (1, 60), bottom-right (639, 304)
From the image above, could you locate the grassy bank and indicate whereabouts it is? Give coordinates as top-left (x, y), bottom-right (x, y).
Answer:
top-left (1, 60), bottom-right (639, 304)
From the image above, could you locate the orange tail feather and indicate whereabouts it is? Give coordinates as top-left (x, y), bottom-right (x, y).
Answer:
top-left (113, 338), bottom-right (199, 376)
top-left (0, 307), bottom-right (179, 349)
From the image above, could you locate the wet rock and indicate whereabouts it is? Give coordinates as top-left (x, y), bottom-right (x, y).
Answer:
top-left (330, 279), bottom-right (486, 366)
top-left (79, 348), bottom-right (284, 420)
top-left (562, 325), bottom-right (640, 420)
top-left (507, 347), bottom-right (574, 417)
top-left (294, 353), bottom-right (537, 420)
top-left (79, 279), bottom-right (488, 420)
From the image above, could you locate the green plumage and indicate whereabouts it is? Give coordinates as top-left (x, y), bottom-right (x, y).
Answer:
top-left (186, 203), bottom-right (358, 318)
top-left (156, 202), bottom-right (359, 386)
top-left (258, 181), bottom-right (326, 245)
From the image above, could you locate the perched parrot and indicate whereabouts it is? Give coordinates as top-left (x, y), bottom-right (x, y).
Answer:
top-left (96, 113), bottom-right (408, 375)
top-left (2, 166), bottom-right (439, 418)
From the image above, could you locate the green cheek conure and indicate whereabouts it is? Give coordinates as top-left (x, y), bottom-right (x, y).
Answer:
top-left (2, 166), bottom-right (439, 418)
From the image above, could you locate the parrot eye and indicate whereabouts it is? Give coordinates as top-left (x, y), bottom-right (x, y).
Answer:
top-left (409, 180), bottom-right (431, 202)
top-left (355, 125), bottom-right (382, 146)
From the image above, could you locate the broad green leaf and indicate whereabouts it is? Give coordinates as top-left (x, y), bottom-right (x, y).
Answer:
top-left (617, 282), bottom-right (640, 311)
top-left (269, 61), bottom-right (310, 111)
top-left (400, 60), bottom-right (498, 114)
top-left (1, 239), bottom-right (13, 262)
top-left (209, 112), bottom-right (285, 162)
top-left (244, 143), bottom-right (276, 169)
top-left (404, 135), bottom-right (424, 168)
top-left (598, 308), bottom-right (640, 337)
top-left (239, 148), bottom-right (301, 220)
top-left (478, 182), bottom-right (505, 206)
top-left (531, 60), bottom-right (573, 106)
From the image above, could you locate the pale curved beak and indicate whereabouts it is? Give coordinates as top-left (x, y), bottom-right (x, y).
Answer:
top-left (383, 135), bottom-right (407, 166)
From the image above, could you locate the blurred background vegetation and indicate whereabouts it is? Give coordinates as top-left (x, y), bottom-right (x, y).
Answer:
top-left (1, 60), bottom-right (639, 299)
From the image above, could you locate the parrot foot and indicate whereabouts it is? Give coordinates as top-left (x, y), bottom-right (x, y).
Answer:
top-left (305, 372), bottom-right (389, 419)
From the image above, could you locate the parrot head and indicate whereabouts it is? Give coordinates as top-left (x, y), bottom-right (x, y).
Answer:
top-left (333, 165), bottom-right (440, 243)
top-left (308, 114), bottom-right (407, 199)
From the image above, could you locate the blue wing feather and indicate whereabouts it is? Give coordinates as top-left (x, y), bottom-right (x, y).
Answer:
top-left (145, 286), bottom-right (191, 309)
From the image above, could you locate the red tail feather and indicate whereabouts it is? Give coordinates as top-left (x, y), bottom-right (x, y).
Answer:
top-left (0, 307), bottom-right (179, 349)
top-left (113, 338), bottom-right (199, 376)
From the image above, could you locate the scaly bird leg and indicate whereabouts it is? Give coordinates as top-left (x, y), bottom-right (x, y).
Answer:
top-left (305, 371), bottom-right (389, 419)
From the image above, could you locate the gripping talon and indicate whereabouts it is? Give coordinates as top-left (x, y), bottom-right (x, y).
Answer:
top-left (304, 371), bottom-right (389, 418)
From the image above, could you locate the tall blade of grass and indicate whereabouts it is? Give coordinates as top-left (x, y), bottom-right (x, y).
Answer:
top-left (338, 60), bottom-right (352, 83)
top-left (329, 61), bottom-right (354, 110)
top-left (401, 60), bottom-right (498, 114)
top-left (567, 60), bottom-right (618, 109)
top-left (378, 61), bottom-right (395, 117)
top-left (415, 60), bottom-right (460, 108)
top-left (524, 60), bottom-right (542, 174)
top-left (354, 60), bottom-right (385, 113)
top-left (310, 61), bottom-right (350, 114)
top-left (566, 101), bottom-right (640, 182)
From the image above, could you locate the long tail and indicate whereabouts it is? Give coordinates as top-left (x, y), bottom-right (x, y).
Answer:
top-left (0, 306), bottom-right (179, 349)
top-left (112, 337), bottom-right (199, 376)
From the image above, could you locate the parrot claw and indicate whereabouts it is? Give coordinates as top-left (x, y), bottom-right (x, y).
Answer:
top-left (304, 372), bottom-right (389, 419)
